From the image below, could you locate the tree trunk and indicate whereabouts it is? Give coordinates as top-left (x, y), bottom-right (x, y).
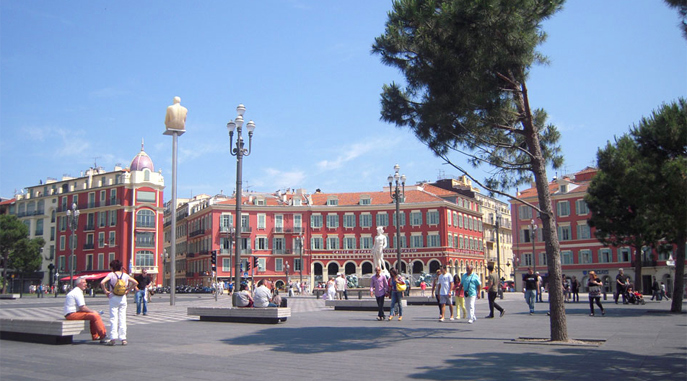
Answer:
top-left (633, 244), bottom-right (643, 293)
top-left (1, 253), bottom-right (7, 294)
top-left (670, 232), bottom-right (685, 313)
top-left (517, 81), bottom-right (568, 342)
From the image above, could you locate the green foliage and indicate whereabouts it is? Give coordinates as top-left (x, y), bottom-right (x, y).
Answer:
top-left (586, 98), bottom-right (687, 310)
top-left (664, 0), bottom-right (687, 39)
top-left (372, 0), bottom-right (565, 192)
top-left (0, 215), bottom-right (30, 294)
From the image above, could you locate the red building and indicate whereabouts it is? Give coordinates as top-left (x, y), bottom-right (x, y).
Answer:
top-left (10, 145), bottom-right (165, 291)
top-left (163, 183), bottom-right (487, 290)
top-left (511, 168), bottom-right (683, 296)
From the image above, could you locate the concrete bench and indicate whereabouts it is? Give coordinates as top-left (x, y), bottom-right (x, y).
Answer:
top-left (187, 307), bottom-right (291, 324)
top-left (0, 318), bottom-right (88, 344)
top-left (325, 299), bottom-right (407, 311)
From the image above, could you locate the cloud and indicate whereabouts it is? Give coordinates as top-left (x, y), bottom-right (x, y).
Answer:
top-left (261, 168), bottom-right (307, 189)
top-left (317, 137), bottom-right (401, 171)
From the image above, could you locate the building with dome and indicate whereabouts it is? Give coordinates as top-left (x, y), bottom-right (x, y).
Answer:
top-left (6, 144), bottom-right (165, 292)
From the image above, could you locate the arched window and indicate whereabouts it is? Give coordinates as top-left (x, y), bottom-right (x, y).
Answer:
top-left (143, 169), bottom-right (150, 181)
top-left (136, 209), bottom-right (155, 228)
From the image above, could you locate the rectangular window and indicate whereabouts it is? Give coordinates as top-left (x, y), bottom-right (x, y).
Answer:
top-left (109, 231), bottom-right (116, 246)
top-left (275, 258), bottom-right (283, 272)
top-left (294, 214), bottom-right (302, 232)
top-left (86, 254), bottom-right (93, 271)
top-left (343, 236), bottom-right (356, 249)
top-left (558, 225), bottom-right (571, 241)
top-left (327, 237), bottom-right (339, 250)
top-left (619, 248), bottom-right (631, 262)
top-left (359, 213), bottom-right (373, 228)
top-left (410, 235), bottom-right (423, 248)
top-left (577, 224), bottom-right (591, 239)
top-left (98, 253), bottom-right (104, 270)
top-left (557, 201), bottom-right (570, 217)
top-left (311, 237), bottom-right (323, 250)
top-left (539, 252), bottom-right (547, 266)
top-left (523, 253), bottom-right (533, 267)
top-left (327, 214), bottom-right (339, 229)
top-left (579, 249), bottom-right (592, 264)
top-left (392, 212), bottom-right (406, 227)
top-left (273, 238), bottom-right (285, 254)
top-left (410, 211), bottom-right (422, 226)
top-left (136, 191), bottom-right (156, 202)
top-left (394, 235), bottom-right (407, 248)
top-left (428, 233), bottom-right (440, 247)
top-left (562, 250), bottom-right (574, 264)
top-left (447, 210), bottom-right (452, 226)
top-left (519, 205), bottom-right (533, 220)
top-left (98, 232), bottom-right (105, 248)
top-left (361, 236), bottom-right (373, 249)
top-left (376, 213), bottom-right (388, 227)
top-left (275, 215), bottom-right (283, 233)
top-left (99, 212), bottom-right (106, 227)
top-left (221, 214), bottom-right (233, 231)
top-left (599, 248), bottom-right (612, 263)
top-left (294, 258), bottom-right (302, 272)
top-left (60, 236), bottom-right (65, 250)
top-left (109, 210), bottom-right (117, 226)
top-left (343, 214), bottom-right (356, 228)
top-left (58, 255), bottom-right (66, 271)
top-left (576, 199), bottom-right (589, 215)
top-left (256, 237), bottom-right (268, 251)
top-left (311, 214), bottom-right (323, 229)
top-left (457, 213), bottom-right (462, 228)
top-left (427, 210), bottom-right (440, 225)
top-left (222, 257), bottom-right (231, 272)
top-left (257, 258), bottom-right (265, 271)
top-left (447, 234), bottom-right (453, 248)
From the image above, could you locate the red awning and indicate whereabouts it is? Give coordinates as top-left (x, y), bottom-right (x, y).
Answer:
top-left (59, 272), bottom-right (110, 282)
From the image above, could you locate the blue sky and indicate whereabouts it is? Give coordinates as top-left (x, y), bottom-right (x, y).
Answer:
top-left (1, 1), bottom-right (685, 202)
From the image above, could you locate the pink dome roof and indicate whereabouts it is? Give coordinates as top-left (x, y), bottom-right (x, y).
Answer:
top-left (130, 141), bottom-right (154, 172)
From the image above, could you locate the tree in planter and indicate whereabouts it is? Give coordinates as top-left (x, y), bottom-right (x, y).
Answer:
top-left (587, 99), bottom-right (686, 312)
top-left (373, 0), bottom-right (568, 341)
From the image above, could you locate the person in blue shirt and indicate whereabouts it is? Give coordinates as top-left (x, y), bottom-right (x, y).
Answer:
top-left (460, 264), bottom-right (481, 324)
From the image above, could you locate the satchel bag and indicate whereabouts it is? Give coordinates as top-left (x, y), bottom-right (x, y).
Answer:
top-left (396, 279), bottom-right (407, 292)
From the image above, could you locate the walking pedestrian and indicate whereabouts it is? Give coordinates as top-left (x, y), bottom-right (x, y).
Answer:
top-left (453, 274), bottom-right (466, 320)
top-left (661, 282), bottom-right (670, 300)
top-left (651, 278), bottom-right (660, 301)
top-left (370, 266), bottom-right (389, 321)
top-left (420, 279), bottom-right (426, 297)
top-left (388, 267), bottom-right (404, 321)
top-left (437, 266), bottom-right (454, 322)
top-left (484, 264), bottom-right (505, 318)
top-left (571, 276), bottom-right (580, 303)
top-left (430, 269), bottom-right (442, 318)
top-left (523, 268), bottom-right (538, 315)
top-left (614, 268), bottom-right (627, 304)
top-left (134, 269), bottom-right (151, 316)
top-left (461, 264), bottom-right (481, 324)
top-left (587, 271), bottom-right (605, 316)
top-left (101, 260), bottom-right (138, 346)
top-left (536, 272), bottom-right (544, 302)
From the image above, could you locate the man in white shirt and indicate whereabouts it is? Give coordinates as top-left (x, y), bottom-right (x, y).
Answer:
top-left (438, 266), bottom-right (454, 322)
top-left (253, 280), bottom-right (278, 308)
top-left (335, 274), bottom-right (348, 300)
top-left (64, 276), bottom-right (107, 342)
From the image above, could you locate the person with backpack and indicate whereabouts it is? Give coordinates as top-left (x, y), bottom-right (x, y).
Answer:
top-left (100, 259), bottom-right (138, 346)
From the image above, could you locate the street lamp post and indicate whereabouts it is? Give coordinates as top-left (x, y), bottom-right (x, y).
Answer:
top-left (160, 249), bottom-right (168, 288)
top-left (296, 235), bottom-right (304, 287)
top-left (164, 96), bottom-right (188, 306)
top-left (531, 219), bottom-right (537, 270)
top-left (66, 202), bottom-right (80, 290)
top-left (495, 212), bottom-right (503, 299)
top-left (388, 164), bottom-right (406, 273)
top-left (227, 104), bottom-right (256, 306)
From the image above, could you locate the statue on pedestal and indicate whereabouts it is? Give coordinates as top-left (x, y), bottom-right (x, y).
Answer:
top-left (164, 96), bottom-right (188, 133)
top-left (372, 226), bottom-right (388, 275)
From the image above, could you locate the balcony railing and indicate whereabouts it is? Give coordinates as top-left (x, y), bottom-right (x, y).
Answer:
top-left (632, 260), bottom-right (657, 267)
top-left (83, 243), bottom-right (94, 250)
